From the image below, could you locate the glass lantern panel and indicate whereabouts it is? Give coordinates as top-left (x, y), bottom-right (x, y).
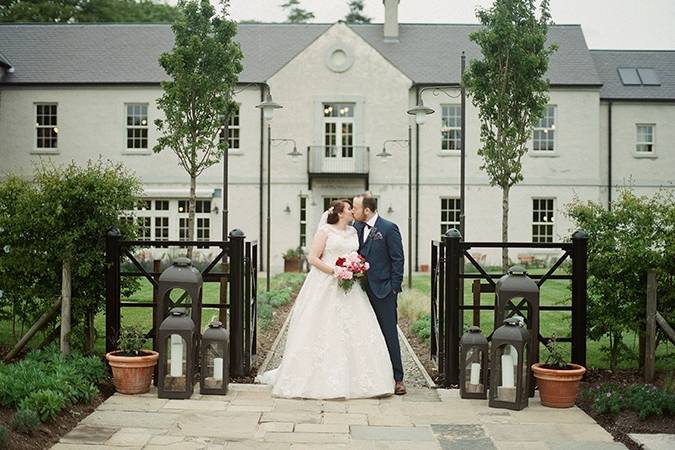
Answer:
top-left (163, 334), bottom-right (187, 391)
top-left (464, 348), bottom-right (484, 393)
top-left (521, 343), bottom-right (529, 399)
top-left (203, 343), bottom-right (224, 389)
top-left (496, 344), bottom-right (518, 403)
top-left (168, 288), bottom-right (193, 314)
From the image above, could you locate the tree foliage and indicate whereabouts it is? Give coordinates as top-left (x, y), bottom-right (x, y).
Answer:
top-left (0, 0), bottom-right (180, 23)
top-left (154, 0), bottom-right (242, 255)
top-left (567, 189), bottom-right (675, 369)
top-left (0, 160), bottom-right (142, 351)
top-left (280, 0), bottom-right (314, 23)
top-left (344, 0), bottom-right (370, 24)
top-left (463, 0), bottom-right (557, 267)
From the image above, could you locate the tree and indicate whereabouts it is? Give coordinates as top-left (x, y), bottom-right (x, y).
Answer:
top-left (344, 0), bottom-right (370, 24)
top-left (154, 0), bottom-right (242, 258)
top-left (568, 189), bottom-right (675, 370)
top-left (0, 160), bottom-right (141, 355)
top-left (280, 0), bottom-right (314, 23)
top-left (463, 0), bottom-right (557, 269)
top-left (0, 0), bottom-right (180, 23)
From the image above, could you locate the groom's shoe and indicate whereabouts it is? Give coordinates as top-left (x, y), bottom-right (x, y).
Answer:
top-left (394, 381), bottom-right (406, 395)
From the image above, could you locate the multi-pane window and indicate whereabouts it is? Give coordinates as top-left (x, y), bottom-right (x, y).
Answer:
top-left (197, 218), bottom-right (210, 242)
top-left (178, 200), bottom-right (211, 214)
top-left (155, 217), bottom-right (169, 246)
top-left (299, 196), bottom-right (307, 248)
top-left (126, 103), bottom-right (148, 149)
top-left (155, 200), bottom-right (169, 211)
top-left (219, 105), bottom-right (240, 150)
top-left (137, 217), bottom-right (151, 240)
top-left (323, 103), bottom-right (354, 158)
top-left (36, 103), bottom-right (58, 149)
top-left (532, 198), bottom-right (554, 243)
top-left (440, 198), bottom-right (461, 236)
top-left (533, 105), bottom-right (556, 151)
top-left (636, 124), bottom-right (655, 153)
top-left (179, 218), bottom-right (189, 241)
top-left (441, 105), bottom-right (461, 151)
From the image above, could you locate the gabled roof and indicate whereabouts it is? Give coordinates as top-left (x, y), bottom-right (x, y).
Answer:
top-left (0, 22), bottom-right (600, 86)
top-left (590, 50), bottom-right (675, 100)
top-left (0, 23), bottom-right (330, 84)
top-left (351, 24), bottom-right (601, 86)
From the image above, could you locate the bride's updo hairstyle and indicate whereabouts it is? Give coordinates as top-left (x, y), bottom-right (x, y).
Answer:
top-left (326, 199), bottom-right (351, 224)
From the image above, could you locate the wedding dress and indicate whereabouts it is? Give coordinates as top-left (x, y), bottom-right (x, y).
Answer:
top-left (255, 224), bottom-right (394, 399)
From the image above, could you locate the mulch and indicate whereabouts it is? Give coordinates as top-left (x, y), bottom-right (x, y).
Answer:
top-left (0, 382), bottom-right (115, 450)
top-left (398, 317), bottom-right (442, 385)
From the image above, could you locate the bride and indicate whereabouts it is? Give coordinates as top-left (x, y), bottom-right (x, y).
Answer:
top-left (256, 199), bottom-right (394, 399)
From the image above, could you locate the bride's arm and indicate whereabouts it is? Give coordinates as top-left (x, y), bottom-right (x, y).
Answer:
top-left (307, 229), bottom-right (335, 275)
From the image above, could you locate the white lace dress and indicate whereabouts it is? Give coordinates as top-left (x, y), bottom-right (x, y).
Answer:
top-left (256, 225), bottom-right (394, 399)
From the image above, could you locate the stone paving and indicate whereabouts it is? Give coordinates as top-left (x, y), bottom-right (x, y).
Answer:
top-left (53, 384), bottom-right (628, 449)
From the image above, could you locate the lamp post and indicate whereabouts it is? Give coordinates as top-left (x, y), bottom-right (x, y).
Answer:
top-left (256, 89), bottom-right (282, 292)
top-left (376, 127), bottom-right (412, 288)
top-left (406, 52), bottom-right (467, 239)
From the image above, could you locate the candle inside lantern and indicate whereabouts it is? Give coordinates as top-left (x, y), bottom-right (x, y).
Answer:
top-left (170, 334), bottom-right (183, 377)
top-left (470, 362), bottom-right (481, 385)
top-left (501, 354), bottom-right (514, 388)
top-left (213, 357), bottom-right (223, 381)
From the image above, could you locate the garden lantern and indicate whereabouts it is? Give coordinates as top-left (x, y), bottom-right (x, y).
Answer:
top-left (489, 317), bottom-right (530, 411)
top-left (459, 326), bottom-right (488, 399)
top-left (494, 265), bottom-right (539, 395)
top-left (200, 320), bottom-right (230, 395)
top-left (158, 308), bottom-right (195, 399)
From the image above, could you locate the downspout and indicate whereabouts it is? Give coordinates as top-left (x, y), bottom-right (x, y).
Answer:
top-left (607, 101), bottom-right (613, 210)
top-left (414, 85), bottom-right (420, 273)
top-left (259, 83), bottom-right (266, 270)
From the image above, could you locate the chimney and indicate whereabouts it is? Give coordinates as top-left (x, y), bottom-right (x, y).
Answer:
top-left (383, 0), bottom-right (399, 42)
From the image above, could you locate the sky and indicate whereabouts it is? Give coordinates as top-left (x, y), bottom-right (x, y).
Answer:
top-left (167, 0), bottom-right (675, 50)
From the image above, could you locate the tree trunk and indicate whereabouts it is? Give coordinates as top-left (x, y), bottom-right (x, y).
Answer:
top-left (187, 174), bottom-right (196, 259)
top-left (501, 185), bottom-right (510, 271)
top-left (4, 297), bottom-right (62, 361)
top-left (84, 309), bottom-right (95, 355)
top-left (60, 260), bottom-right (72, 355)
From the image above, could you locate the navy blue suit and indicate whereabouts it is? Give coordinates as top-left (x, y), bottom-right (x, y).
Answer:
top-left (354, 216), bottom-right (405, 382)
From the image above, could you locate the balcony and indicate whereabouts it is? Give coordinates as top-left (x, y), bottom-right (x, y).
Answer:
top-left (307, 145), bottom-right (370, 189)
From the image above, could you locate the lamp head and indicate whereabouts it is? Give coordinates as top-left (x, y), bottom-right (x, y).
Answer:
top-left (256, 91), bottom-right (282, 122)
top-left (406, 103), bottom-right (435, 125)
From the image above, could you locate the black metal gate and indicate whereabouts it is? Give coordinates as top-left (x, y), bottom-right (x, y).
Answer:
top-left (105, 228), bottom-right (257, 377)
top-left (430, 229), bottom-right (588, 387)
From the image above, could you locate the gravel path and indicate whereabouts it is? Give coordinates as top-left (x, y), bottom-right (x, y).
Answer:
top-left (262, 311), bottom-right (433, 389)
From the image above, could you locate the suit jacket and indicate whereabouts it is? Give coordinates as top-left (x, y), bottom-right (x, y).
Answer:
top-left (354, 216), bottom-right (405, 299)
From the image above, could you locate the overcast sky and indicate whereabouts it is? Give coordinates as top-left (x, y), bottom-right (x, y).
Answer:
top-left (181, 0), bottom-right (675, 50)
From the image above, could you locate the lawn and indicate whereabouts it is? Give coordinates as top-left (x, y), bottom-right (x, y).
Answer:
top-left (401, 272), bottom-right (675, 371)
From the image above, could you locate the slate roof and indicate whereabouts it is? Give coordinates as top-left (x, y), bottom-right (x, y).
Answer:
top-left (590, 50), bottom-right (675, 100)
top-left (0, 22), bottom-right (600, 86)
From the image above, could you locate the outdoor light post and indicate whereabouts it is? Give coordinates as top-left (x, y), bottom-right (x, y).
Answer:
top-left (406, 52), bottom-right (467, 237)
top-left (377, 126), bottom-right (412, 289)
top-left (256, 89), bottom-right (283, 292)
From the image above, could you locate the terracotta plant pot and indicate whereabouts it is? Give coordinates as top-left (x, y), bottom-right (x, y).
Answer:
top-left (531, 362), bottom-right (586, 408)
top-left (283, 257), bottom-right (301, 273)
top-left (106, 350), bottom-right (159, 395)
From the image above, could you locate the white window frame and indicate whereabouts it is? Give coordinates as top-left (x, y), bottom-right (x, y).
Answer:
top-left (299, 196), bottom-right (308, 248)
top-left (532, 198), bottom-right (555, 243)
top-left (440, 197), bottom-right (461, 237)
top-left (635, 124), bottom-right (656, 157)
top-left (177, 199), bottom-right (212, 245)
top-left (34, 102), bottom-right (59, 153)
top-left (440, 104), bottom-right (461, 153)
top-left (125, 103), bottom-right (149, 151)
top-left (532, 105), bottom-right (557, 154)
top-left (323, 102), bottom-right (355, 158)
top-left (219, 103), bottom-right (241, 152)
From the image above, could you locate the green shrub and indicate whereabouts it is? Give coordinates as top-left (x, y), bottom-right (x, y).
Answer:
top-left (411, 314), bottom-right (431, 343)
top-left (258, 303), bottom-right (274, 331)
top-left (11, 409), bottom-right (40, 434)
top-left (19, 390), bottom-right (66, 422)
top-left (117, 325), bottom-right (149, 355)
top-left (0, 425), bottom-right (7, 449)
top-left (583, 383), bottom-right (675, 420)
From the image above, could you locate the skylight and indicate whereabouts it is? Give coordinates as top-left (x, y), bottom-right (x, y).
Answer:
top-left (618, 68), bottom-right (641, 85)
top-left (618, 67), bottom-right (661, 86)
top-left (637, 68), bottom-right (660, 86)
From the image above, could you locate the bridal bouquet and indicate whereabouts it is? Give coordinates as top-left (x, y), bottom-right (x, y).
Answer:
top-left (334, 252), bottom-right (370, 293)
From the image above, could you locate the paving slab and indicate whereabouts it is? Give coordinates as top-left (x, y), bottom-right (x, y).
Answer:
top-left (431, 424), bottom-right (497, 450)
top-left (628, 433), bottom-right (675, 450)
top-left (547, 442), bottom-right (628, 450)
top-left (263, 432), bottom-right (351, 443)
top-left (59, 425), bottom-right (117, 445)
top-left (105, 427), bottom-right (158, 447)
top-left (322, 412), bottom-right (368, 425)
top-left (162, 399), bottom-right (229, 411)
top-left (174, 411), bottom-right (261, 439)
top-left (350, 424), bottom-right (436, 441)
top-left (97, 395), bottom-right (168, 412)
top-left (80, 410), bottom-right (180, 429)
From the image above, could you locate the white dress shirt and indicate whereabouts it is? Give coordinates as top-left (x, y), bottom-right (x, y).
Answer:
top-left (363, 213), bottom-right (379, 243)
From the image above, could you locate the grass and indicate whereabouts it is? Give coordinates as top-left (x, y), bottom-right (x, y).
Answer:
top-left (400, 273), bottom-right (675, 370)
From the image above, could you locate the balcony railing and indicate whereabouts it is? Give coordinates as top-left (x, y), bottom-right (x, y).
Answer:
top-left (307, 145), bottom-right (370, 175)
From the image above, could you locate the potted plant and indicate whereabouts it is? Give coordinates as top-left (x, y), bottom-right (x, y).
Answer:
top-left (282, 248), bottom-right (303, 273)
top-left (106, 326), bottom-right (159, 394)
top-left (531, 336), bottom-right (586, 408)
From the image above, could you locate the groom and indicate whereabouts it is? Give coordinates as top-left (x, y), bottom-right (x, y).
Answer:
top-left (352, 192), bottom-right (406, 395)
